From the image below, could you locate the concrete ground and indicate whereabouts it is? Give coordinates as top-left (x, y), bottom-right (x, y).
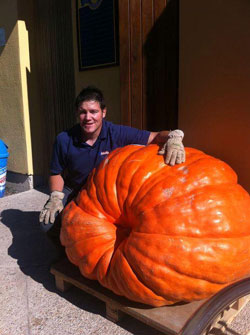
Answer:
top-left (0, 188), bottom-right (249, 335)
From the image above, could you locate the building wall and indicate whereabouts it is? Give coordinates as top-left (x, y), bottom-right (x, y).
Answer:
top-left (179, 0), bottom-right (250, 191)
top-left (71, 0), bottom-right (121, 124)
top-left (0, 0), bottom-right (121, 191)
top-left (4, 1), bottom-right (250, 192)
top-left (0, 1), bottom-right (32, 175)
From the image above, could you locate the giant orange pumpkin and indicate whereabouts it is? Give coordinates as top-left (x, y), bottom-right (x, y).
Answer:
top-left (61, 145), bottom-right (250, 307)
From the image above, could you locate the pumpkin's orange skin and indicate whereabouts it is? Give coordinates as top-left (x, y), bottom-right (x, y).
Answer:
top-left (61, 145), bottom-right (250, 307)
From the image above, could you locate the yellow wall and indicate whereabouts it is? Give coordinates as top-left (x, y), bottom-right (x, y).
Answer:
top-left (179, 1), bottom-right (250, 191)
top-left (71, 0), bottom-right (121, 124)
top-left (0, 0), bottom-right (32, 175)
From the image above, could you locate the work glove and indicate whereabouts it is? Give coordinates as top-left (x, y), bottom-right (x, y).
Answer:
top-left (39, 191), bottom-right (65, 225)
top-left (158, 129), bottom-right (185, 166)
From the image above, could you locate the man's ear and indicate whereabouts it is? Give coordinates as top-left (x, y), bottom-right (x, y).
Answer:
top-left (102, 108), bottom-right (107, 118)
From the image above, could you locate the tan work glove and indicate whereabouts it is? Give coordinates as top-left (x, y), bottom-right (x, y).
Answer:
top-left (158, 129), bottom-right (185, 166)
top-left (39, 191), bottom-right (65, 225)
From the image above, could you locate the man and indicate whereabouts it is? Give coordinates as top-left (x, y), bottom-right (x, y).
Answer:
top-left (39, 86), bottom-right (185, 252)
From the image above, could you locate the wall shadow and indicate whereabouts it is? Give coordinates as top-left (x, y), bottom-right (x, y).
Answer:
top-left (144, 0), bottom-right (179, 131)
top-left (0, 2), bottom-right (16, 57)
top-left (17, 0), bottom-right (76, 185)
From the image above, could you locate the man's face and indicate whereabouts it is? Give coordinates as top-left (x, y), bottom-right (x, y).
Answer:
top-left (77, 100), bottom-right (106, 137)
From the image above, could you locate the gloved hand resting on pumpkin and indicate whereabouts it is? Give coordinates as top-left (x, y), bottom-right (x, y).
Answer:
top-left (39, 190), bottom-right (64, 225)
top-left (158, 129), bottom-right (185, 166)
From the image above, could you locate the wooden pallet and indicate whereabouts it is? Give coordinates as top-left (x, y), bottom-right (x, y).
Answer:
top-left (50, 258), bottom-right (249, 335)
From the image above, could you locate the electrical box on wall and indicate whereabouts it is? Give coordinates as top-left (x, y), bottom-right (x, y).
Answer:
top-left (76, 0), bottom-right (119, 70)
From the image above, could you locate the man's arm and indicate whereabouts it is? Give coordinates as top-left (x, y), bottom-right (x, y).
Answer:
top-left (49, 174), bottom-right (65, 192)
top-left (147, 131), bottom-right (170, 145)
top-left (39, 130), bottom-right (68, 225)
top-left (147, 130), bottom-right (185, 166)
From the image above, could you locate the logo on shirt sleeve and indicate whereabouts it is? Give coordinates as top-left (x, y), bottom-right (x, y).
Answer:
top-left (100, 151), bottom-right (110, 156)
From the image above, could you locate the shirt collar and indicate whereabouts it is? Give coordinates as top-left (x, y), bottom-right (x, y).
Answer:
top-left (73, 120), bottom-right (107, 145)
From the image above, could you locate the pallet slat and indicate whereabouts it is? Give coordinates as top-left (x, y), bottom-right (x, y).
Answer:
top-left (50, 258), bottom-right (249, 335)
top-left (50, 258), bottom-right (206, 334)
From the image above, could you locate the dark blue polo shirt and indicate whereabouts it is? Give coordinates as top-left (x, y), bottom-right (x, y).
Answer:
top-left (50, 120), bottom-right (150, 191)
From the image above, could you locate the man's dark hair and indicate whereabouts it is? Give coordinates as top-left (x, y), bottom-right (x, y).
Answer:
top-left (75, 86), bottom-right (106, 110)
